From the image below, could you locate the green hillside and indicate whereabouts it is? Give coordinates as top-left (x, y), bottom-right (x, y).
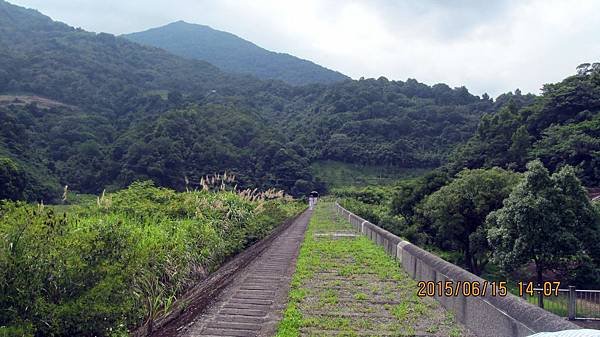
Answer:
top-left (279, 78), bottom-right (492, 167)
top-left (0, 0), bottom-right (316, 201)
top-left (0, 0), bottom-right (493, 202)
top-left (450, 65), bottom-right (600, 186)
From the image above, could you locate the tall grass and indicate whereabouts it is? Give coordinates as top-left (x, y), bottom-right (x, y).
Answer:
top-left (0, 180), bottom-right (301, 337)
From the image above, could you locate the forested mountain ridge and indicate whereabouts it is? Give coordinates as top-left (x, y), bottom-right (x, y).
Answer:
top-left (0, 0), bottom-right (317, 201)
top-left (0, 1), bottom-right (257, 112)
top-left (450, 64), bottom-right (600, 186)
top-left (123, 20), bottom-right (350, 86)
top-left (278, 78), bottom-right (493, 167)
top-left (0, 0), bottom-right (517, 202)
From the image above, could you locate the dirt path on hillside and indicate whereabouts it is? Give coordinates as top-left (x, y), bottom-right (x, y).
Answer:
top-left (166, 210), bottom-right (312, 337)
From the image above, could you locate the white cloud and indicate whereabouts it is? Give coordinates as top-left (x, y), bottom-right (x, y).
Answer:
top-left (8, 0), bottom-right (600, 97)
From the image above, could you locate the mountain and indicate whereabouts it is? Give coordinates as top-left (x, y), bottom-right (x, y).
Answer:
top-left (123, 21), bottom-right (350, 86)
top-left (1, 4), bottom-right (230, 110)
top-left (0, 0), bottom-right (317, 201)
top-left (0, 0), bottom-right (496, 202)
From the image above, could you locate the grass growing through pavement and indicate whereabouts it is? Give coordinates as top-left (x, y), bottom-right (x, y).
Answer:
top-left (276, 201), bottom-right (469, 337)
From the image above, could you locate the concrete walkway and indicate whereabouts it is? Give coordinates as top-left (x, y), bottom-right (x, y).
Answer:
top-left (275, 203), bottom-right (474, 336)
top-left (177, 209), bottom-right (312, 337)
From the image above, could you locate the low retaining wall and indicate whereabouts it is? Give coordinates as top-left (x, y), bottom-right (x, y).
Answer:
top-left (334, 203), bottom-right (580, 337)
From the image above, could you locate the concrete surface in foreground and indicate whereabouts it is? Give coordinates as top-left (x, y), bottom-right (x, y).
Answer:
top-left (176, 209), bottom-right (312, 337)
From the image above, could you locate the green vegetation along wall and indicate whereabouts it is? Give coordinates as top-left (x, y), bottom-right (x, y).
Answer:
top-left (338, 161), bottom-right (600, 289)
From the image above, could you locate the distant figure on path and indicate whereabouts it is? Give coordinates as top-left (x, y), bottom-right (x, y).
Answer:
top-left (308, 190), bottom-right (319, 210)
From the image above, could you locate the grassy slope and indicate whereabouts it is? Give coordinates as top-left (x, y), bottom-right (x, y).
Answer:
top-left (310, 160), bottom-right (430, 189)
top-left (276, 201), bottom-right (468, 336)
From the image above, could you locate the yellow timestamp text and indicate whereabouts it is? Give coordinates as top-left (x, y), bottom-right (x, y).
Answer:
top-left (518, 281), bottom-right (561, 297)
top-left (417, 281), bottom-right (508, 297)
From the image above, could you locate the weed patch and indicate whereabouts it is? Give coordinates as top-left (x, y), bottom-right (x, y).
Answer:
top-left (276, 201), bottom-right (470, 336)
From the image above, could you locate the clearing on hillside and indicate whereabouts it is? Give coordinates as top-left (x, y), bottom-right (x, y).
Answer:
top-left (276, 201), bottom-right (473, 337)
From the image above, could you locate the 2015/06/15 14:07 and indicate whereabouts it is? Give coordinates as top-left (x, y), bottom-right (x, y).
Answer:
top-left (417, 281), bottom-right (562, 297)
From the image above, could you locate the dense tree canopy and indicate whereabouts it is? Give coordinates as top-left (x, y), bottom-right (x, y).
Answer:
top-left (416, 168), bottom-right (519, 275)
top-left (391, 170), bottom-right (450, 221)
top-left (487, 161), bottom-right (600, 291)
top-left (278, 78), bottom-right (491, 167)
top-left (450, 64), bottom-right (600, 186)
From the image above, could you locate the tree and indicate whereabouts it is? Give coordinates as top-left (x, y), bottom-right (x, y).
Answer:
top-left (167, 91), bottom-right (183, 105)
top-left (532, 114), bottom-right (600, 186)
top-left (391, 170), bottom-right (449, 220)
top-left (0, 157), bottom-right (25, 200)
top-left (291, 179), bottom-right (311, 197)
top-left (487, 160), bottom-right (600, 307)
top-left (508, 125), bottom-right (531, 168)
top-left (450, 61), bottom-right (600, 186)
top-left (417, 168), bottom-right (519, 275)
top-left (577, 63), bottom-right (591, 76)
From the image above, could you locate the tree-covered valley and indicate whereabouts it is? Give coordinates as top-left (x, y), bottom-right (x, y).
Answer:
top-left (1, 0), bottom-right (499, 202)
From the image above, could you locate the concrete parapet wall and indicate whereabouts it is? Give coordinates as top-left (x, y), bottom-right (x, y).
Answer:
top-left (334, 203), bottom-right (580, 337)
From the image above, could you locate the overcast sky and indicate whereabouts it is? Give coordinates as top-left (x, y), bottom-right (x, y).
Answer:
top-left (9, 0), bottom-right (600, 97)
